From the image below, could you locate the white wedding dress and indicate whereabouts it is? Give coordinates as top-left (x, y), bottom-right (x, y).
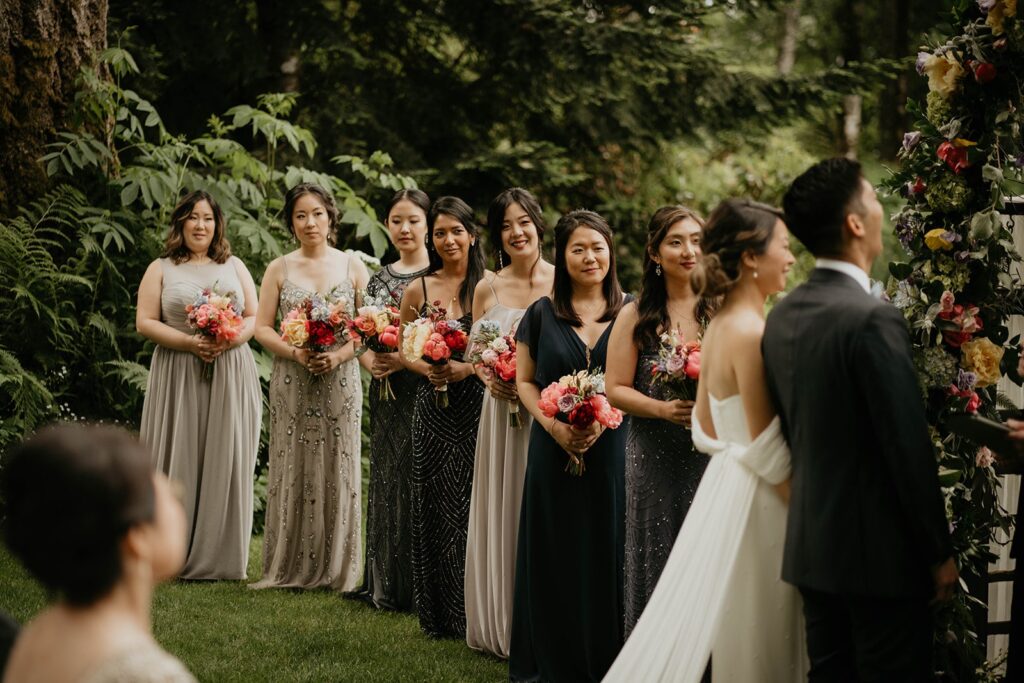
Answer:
top-left (604, 394), bottom-right (807, 682)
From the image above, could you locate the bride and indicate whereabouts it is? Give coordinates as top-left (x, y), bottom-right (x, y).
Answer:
top-left (604, 198), bottom-right (807, 682)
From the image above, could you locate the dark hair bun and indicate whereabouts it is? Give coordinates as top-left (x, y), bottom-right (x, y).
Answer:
top-left (2, 424), bottom-right (155, 606)
top-left (690, 252), bottom-right (736, 298)
top-left (689, 198), bottom-right (783, 298)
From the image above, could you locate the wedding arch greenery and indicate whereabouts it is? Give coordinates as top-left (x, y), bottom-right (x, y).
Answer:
top-left (885, 0), bottom-right (1024, 677)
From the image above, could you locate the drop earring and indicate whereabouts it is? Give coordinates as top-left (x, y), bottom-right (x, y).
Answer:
top-left (753, 270), bottom-right (759, 279)
top-left (655, 263), bottom-right (662, 276)
top-left (498, 251), bottom-right (504, 269)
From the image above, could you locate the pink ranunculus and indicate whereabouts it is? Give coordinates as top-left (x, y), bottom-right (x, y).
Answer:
top-left (665, 355), bottom-right (686, 374)
top-left (684, 351), bottom-right (701, 380)
top-left (558, 393), bottom-right (579, 414)
top-left (435, 320), bottom-right (450, 334)
top-left (940, 290), bottom-right (955, 314)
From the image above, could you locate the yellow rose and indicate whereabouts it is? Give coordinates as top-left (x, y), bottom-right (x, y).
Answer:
top-left (281, 315), bottom-right (309, 348)
top-left (924, 228), bottom-right (954, 251)
top-left (961, 337), bottom-right (1004, 388)
top-left (922, 53), bottom-right (964, 98)
top-left (373, 309), bottom-right (392, 332)
top-left (987, 0), bottom-right (1017, 34)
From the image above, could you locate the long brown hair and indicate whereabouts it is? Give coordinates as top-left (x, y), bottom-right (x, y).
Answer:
top-left (161, 190), bottom-right (231, 264)
top-left (634, 205), bottom-right (717, 349)
top-left (551, 210), bottom-right (624, 327)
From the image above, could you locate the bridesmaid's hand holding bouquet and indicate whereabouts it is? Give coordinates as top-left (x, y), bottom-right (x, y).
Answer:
top-left (280, 294), bottom-right (348, 377)
top-left (185, 286), bottom-right (244, 379)
top-left (402, 301), bottom-right (469, 408)
top-left (538, 370), bottom-right (623, 475)
top-left (469, 320), bottom-right (521, 428)
top-left (345, 293), bottom-right (401, 399)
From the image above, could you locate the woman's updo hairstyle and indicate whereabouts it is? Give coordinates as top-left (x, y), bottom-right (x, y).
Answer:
top-left (690, 198), bottom-right (784, 298)
top-left (2, 423), bottom-right (156, 606)
top-left (284, 182), bottom-right (339, 246)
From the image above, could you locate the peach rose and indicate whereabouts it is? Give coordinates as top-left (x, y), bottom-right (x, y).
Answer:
top-left (961, 337), bottom-right (1004, 388)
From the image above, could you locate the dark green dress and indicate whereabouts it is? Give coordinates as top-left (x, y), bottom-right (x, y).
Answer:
top-left (509, 296), bottom-right (629, 682)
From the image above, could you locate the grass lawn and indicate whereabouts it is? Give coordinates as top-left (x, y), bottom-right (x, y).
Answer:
top-left (0, 538), bottom-right (507, 682)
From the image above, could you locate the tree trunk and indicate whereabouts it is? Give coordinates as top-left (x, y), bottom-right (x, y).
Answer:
top-left (255, 0), bottom-right (299, 93)
top-left (776, 0), bottom-right (802, 75)
top-left (877, 0), bottom-right (911, 160)
top-left (0, 0), bottom-right (108, 217)
top-left (837, 0), bottom-right (863, 158)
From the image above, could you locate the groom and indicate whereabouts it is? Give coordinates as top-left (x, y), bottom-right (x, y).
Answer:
top-left (763, 158), bottom-right (957, 681)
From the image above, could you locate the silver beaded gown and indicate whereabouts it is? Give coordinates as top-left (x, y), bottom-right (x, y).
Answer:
top-left (623, 346), bottom-right (709, 636)
top-left (411, 288), bottom-right (485, 637)
top-left (251, 257), bottom-right (362, 590)
top-left (354, 263), bottom-right (428, 610)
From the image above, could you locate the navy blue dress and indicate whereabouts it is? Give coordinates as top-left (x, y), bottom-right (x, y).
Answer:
top-left (509, 296), bottom-right (630, 682)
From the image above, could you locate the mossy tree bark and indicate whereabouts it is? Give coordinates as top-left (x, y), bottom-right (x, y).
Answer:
top-left (0, 0), bottom-right (107, 217)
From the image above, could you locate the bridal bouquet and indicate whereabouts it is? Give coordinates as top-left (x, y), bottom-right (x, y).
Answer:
top-left (402, 301), bottom-right (469, 408)
top-left (538, 370), bottom-right (623, 475)
top-left (345, 294), bottom-right (401, 400)
top-left (469, 320), bottom-right (521, 428)
top-left (649, 330), bottom-right (701, 402)
top-left (280, 294), bottom-right (348, 365)
top-left (185, 286), bottom-right (244, 379)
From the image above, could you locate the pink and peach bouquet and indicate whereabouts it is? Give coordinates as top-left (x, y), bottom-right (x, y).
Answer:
top-left (185, 286), bottom-right (244, 379)
top-left (469, 319), bottom-right (521, 427)
top-left (402, 301), bottom-right (469, 408)
top-left (345, 295), bottom-right (401, 400)
top-left (538, 370), bottom-right (624, 476)
top-left (280, 293), bottom-right (348, 360)
top-left (649, 329), bottom-right (701, 403)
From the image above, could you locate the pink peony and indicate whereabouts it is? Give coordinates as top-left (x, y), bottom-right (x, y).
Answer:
top-left (494, 354), bottom-right (516, 382)
top-left (539, 383), bottom-right (564, 417)
top-left (592, 395), bottom-right (624, 429)
top-left (665, 355), bottom-right (686, 374)
top-left (423, 333), bottom-right (451, 362)
top-left (684, 351), bottom-right (701, 380)
top-left (481, 349), bottom-right (499, 365)
top-left (378, 326), bottom-right (399, 349)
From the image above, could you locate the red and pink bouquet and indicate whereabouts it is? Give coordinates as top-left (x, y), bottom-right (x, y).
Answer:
top-left (345, 293), bottom-right (401, 400)
top-left (649, 329), bottom-right (701, 402)
top-left (401, 301), bottom-right (469, 408)
top-left (185, 286), bottom-right (244, 379)
top-left (936, 290), bottom-right (982, 348)
top-left (279, 294), bottom-right (348, 377)
top-left (469, 319), bottom-right (521, 428)
top-left (538, 370), bottom-right (624, 475)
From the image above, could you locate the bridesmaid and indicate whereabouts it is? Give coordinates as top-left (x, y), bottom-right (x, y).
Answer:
top-left (509, 209), bottom-right (631, 682)
top-left (352, 188), bottom-right (431, 611)
top-left (606, 205), bottom-right (717, 637)
top-left (464, 188), bottom-right (555, 657)
top-left (251, 182), bottom-right (370, 591)
top-left (137, 189), bottom-right (261, 580)
top-left (399, 196), bottom-right (488, 637)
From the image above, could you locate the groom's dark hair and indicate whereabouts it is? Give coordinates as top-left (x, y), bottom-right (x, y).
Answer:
top-left (783, 157), bottom-right (864, 258)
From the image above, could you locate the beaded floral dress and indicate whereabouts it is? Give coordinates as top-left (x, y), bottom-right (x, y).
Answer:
top-left (251, 257), bottom-right (362, 590)
top-left (623, 344), bottom-right (709, 637)
top-left (353, 263), bottom-right (428, 610)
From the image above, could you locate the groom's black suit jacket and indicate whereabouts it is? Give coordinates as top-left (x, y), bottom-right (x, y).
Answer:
top-left (763, 268), bottom-right (952, 598)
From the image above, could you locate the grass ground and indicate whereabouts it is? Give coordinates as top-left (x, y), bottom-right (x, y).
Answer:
top-left (0, 538), bottom-right (507, 682)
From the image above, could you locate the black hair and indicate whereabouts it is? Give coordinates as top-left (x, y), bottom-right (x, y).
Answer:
top-left (486, 187), bottom-right (548, 270)
top-left (2, 423), bottom-right (156, 606)
top-left (426, 196), bottom-right (487, 314)
top-left (691, 199), bottom-right (785, 298)
top-left (284, 183), bottom-right (339, 246)
top-left (161, 190), bottom-right (231, 265)
top-left (551, 209), bottom-right (625, 326)
top-left (782, 157), bottom-right (865, 257)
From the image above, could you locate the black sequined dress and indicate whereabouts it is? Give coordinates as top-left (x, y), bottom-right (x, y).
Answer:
top-left (353, 263), bottom-right (428, 610)
top-left (410, 300), bottom-right (485, 637)
top-left (622, 346), bottom-right (709, 637)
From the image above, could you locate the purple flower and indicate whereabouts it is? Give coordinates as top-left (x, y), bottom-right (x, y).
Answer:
top-left (942, 230), bottom-right (962, 245)
top-left (957, 368), bottom-right (978, 391)
top-left (903, 131), bottom-right (922, 152)
top-left (557, 394), bottom-right (578, 413)
top-left (978, 0), bottom-right (997, 11)
top-left (916, 52), bottom-right (930, 75)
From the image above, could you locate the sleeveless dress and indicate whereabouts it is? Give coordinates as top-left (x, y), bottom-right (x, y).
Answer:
top-left (352, 263), bottom-right (429, 611)
top-left (410, 278), bottom-right (485, 637)
top-left (623, 345), bottom-right (709, 637)
top-left (251, 254), bottom-right (363, 590)
top-left (509, 296), bottom-right (630, 682)
top-left (140, 257), bottom-right (261, 580)
top-left (604, 394), bottom-right (807, 682)
top-left (464, 293), bottom-right (530, 658)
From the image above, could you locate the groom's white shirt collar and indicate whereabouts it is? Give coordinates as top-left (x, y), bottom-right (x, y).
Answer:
top-left (815, 258), bottom-right (871, 294)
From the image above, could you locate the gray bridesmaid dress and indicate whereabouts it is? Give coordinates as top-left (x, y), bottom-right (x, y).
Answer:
top-left (140, 256), bottom-right (261, 580)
